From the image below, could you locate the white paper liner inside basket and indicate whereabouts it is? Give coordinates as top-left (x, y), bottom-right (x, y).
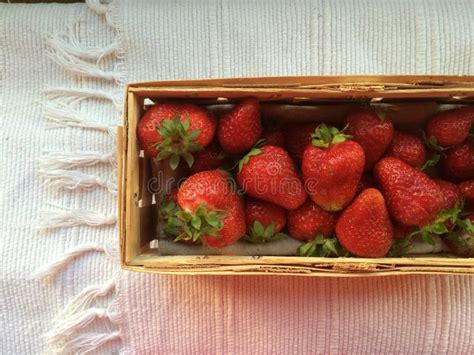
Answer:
top-left (152, 235), bottom-right (448, 256)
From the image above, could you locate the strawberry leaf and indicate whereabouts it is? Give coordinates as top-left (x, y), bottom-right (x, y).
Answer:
top-left (187, 129), bottom-right (201, 141)
top-left (265, 222), bottom-right (276, 238)
top-left (421, 152), bottom-right (440, 170)
top-left (422, 130), bottom-right (447, 153)
top-left (169, 155), bottom-right (180, 170)
top-left (297, 235), bottom-right (342, 257)
top-left (174, 203), bottom-right (228, 243)
top-left (158, 198), bottom-right (183, 239)
top-left (297, 242), bottom-right (313, 256)
top-left (457, 218), bottom-right (474, 234)
top-left (388, 238), bottom-right (412, 257)
top-left (152, 114), bottom-right (203, 169)
top-left (244, 221), bottom-right (284, 243)
top-left (311, 124), bottom-right (352, 148)
top-left (182, 116), bottom-right (190, 131)
top-left (238, 146), bottom-right (262, 172)
top-left (322, 239), bottom-right (339, 256)
top-left (254, 220), bottom-right (265, 236)
top-left (181, 152), bottom-right (194, 168)
top-left (421, 231), bottom-right (435, 246)
top-left (374, 109), bottom-right (387, 120)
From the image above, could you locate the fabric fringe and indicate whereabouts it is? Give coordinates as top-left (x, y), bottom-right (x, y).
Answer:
top-left (45, 21), bottom-right (118, 63)
top-left (44, 100), bottom-right (117, 136)
top-left (37, 205), bottom-right (116, 230)
top-left (33, 244), bottom-right (105, 282)
top-left (54, 331), bottom-right (122, 354)
top-left (39, 168), bottom-right (118, 193)
top-left (38, 1), bottom-right (125, 353)
top-left (46, 28), bottom-right (124, 85)
top-left (55, 279), bottom-right (116, 321)
top-left (38, 150), bottom-right (116, 170)
top-left (44, 307), bottom-right (121, 343)
top-left (44, 87), bottom-right (123, 112)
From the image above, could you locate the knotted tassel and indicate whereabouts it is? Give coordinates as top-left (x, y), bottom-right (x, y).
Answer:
top-left (33, 244), bottom-right (105, 282)
top-left (37, 205), bottom-right (116, 230)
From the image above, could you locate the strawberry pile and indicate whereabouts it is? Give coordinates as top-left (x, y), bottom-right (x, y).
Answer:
top-left (138, 99), bottom-right (474, 258)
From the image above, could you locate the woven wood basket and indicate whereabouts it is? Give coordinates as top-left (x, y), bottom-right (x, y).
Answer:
top-left (118, 76), bottom-right (474, 276)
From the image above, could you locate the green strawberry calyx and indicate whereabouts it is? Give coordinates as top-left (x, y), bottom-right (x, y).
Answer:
top-left (371, 104), bottom-right (397, 121)
top-left (420, 130), bottom-right (447, 171)
top-left (174, 203), bottom-right (228, 243)
top-left (408, 202), bottom-right (463, 245)
top-left (237, 139), bottom-right (266, 172)
top-left (153, 114), bottom-right (202, 170)
top-left (368, 102), bottom-right (398, 121)
top-left (421, 152), bottom-right (441, 171)
top-left (422, 130), bottom-right (447, 153)
top-left (244, 221), bottom-right (287, 243)
top-left (456, 216), bottom-right (474, 235)
top-left (444, 218), bottom-right (474, 257)
top-left (388, 238), bottom-right (413, 257)
top-left (297, 234), bottom-right (345, 257)
top-left (158, 198), bottom-right (183, 239)
top-left (311, 124), bottom-right (352, 148)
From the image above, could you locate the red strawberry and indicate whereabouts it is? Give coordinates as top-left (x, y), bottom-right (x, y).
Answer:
top-left (189, 143), bottom-right (227, 174)
top-left (441, 139), bottom-right (474, 182)
top-left (434, 179), bottom-right (461, 211)
top-left (236, 144), bottom-right (307, 210)
top-left (176, 170), bottom-right (245, 248)
top-left (137, 102), bottom-right (216, 169)
top-left (244, 197), bottom-right (286, 243)
top-left (459, 180), bottom-right (474, 210)
top-left (336, 188), bottom-right (393, 258)
top-left (385, 131), bottom-right (427, 168)
top-left (302, 124), bottom-right (365, 212)
top-left (374, 157), bottom-right (444, 227)
top-left (346, 109), bottom-right (394, 171)
top-left (287, 199), bottom-right (337, 241)
top-left (284, 123), bottom-right (318, 162)
top-left (425, 106), bottom-right (474, 147)
top-left (217, 98), bottom-right (262, 154)
top-left (262, 129), bottom-right (286, 148)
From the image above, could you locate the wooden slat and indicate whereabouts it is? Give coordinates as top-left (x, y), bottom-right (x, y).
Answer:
top-left (124, 92), bottom-right (143, 264)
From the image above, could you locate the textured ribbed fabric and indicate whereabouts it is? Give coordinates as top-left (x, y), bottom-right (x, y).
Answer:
top-left (118, 273), bottom-right (474, 354)
top-left (1, 0), bottom-right (474, 353)
top-left (0, 4), bottom-right (120, 354)
top-left (112, 0), bottom-right (474, 353)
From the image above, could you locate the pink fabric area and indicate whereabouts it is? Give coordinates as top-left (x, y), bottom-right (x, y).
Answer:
top-left (118, 273), bottom-right (474, 353)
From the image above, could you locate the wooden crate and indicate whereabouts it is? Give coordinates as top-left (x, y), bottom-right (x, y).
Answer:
top-left (118, 75), bottom-right (474, 276)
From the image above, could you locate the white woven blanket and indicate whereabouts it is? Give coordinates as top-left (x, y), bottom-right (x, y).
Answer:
top-left (1, 0), bottom-right (474, 353)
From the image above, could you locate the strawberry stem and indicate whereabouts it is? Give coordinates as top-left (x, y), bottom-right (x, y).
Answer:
top-left (421, 152), bottom-right (441, 171)
top-left (311, 124), bottom-right (352, 148)
top-left (421, 130), bottom-right (447, 154)
top-left (153, 114), bottom-right (202, 170)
